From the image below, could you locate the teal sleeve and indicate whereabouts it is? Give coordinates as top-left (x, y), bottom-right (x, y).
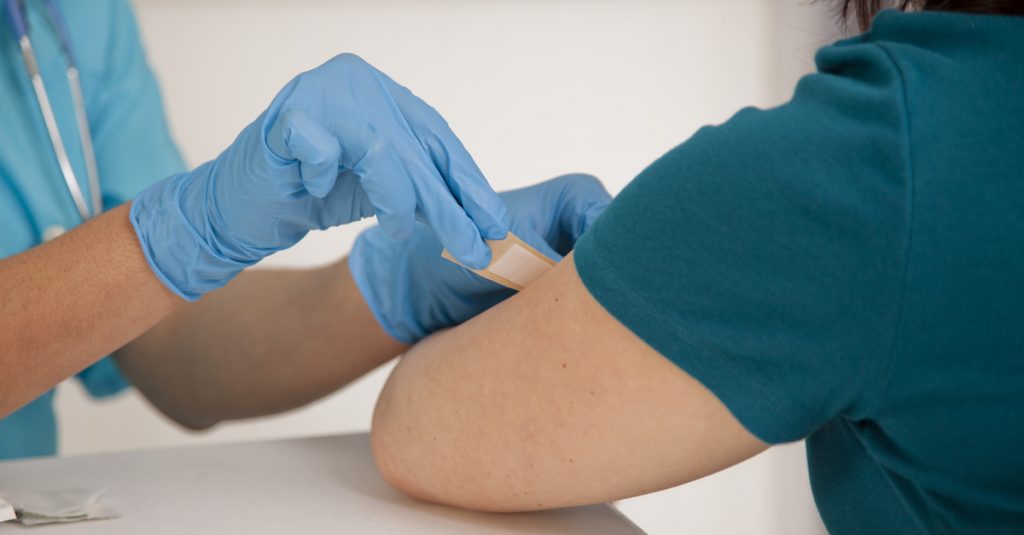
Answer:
top-left (575, 38), bottom-right (913, 444)
top-left (66, 0), bottom-right (185, 396)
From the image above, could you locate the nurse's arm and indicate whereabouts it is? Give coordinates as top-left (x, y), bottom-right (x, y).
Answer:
top-left (114, 258), bottom-right (406, 430)
top-left (370, 252), bottom-right (768, 512)
top-left (0, 203), bottom-right (405, 425)
top-left (0, 204), bottom-right (181, 418)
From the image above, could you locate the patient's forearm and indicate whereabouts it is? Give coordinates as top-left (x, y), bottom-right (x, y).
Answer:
top-left (116, 259), bottom-right (408, 430)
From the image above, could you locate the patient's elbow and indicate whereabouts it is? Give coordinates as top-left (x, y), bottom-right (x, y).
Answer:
top-left (370, 423), bottom-right (421, 501)
top-left (370, 406), bottom-right (517, 513)
top-left (369, 416), bottom-right (450, 508)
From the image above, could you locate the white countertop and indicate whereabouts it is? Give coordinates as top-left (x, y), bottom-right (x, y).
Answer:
top-left (0, 433), bottom-right (642, 534)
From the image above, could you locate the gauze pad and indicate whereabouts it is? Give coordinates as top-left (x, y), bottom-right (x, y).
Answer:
top-left (0, 489), bottom-right (117, 526)
top-left (442, 232), bottom-right (555, 291)
top-left (0, 497), bottom-right (14, 524)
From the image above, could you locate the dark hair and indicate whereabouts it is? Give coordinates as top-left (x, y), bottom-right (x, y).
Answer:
top-left (835, 0), bottom-right (1024, 30)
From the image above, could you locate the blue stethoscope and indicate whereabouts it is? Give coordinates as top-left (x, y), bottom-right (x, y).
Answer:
top-left (4, 0), bottom-right (101, 223)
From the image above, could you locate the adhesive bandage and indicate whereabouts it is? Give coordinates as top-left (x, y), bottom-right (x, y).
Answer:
top-left (441, 232), bottom-right (555, 291)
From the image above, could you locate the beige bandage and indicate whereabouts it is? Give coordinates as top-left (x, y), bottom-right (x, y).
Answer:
top-left (442, 232), bottom-right (555, 291)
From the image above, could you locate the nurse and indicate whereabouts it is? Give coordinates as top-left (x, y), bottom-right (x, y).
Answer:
top-left (0, 0), bottom-right (609, 459)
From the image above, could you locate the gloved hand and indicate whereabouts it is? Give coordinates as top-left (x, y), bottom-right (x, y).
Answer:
top-left (349, 173), bottom-right (611, 344)
top-left (130, 53), bottom-right (507, 301)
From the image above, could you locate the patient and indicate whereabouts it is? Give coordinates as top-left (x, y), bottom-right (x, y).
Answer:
top-left (355, 3), bottom-right (1024, 533)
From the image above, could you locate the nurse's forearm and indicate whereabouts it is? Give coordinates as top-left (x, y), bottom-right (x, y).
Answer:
top-left (0, 204), bottom-right (182, 419)
top-left (115, 259), bottom-right (407, 430)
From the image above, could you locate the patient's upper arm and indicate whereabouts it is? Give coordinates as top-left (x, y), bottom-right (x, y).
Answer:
top-left (370, 253), bottom-right (767, 512)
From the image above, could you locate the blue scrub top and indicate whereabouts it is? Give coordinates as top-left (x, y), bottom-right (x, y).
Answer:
top-left (0, 0), bottom-right (184, 460)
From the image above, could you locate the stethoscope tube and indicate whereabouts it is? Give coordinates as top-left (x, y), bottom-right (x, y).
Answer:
top-left (5, 0), bottom-right (102, 222)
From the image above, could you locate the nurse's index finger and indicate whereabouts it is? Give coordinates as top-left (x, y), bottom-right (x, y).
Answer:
top-left (380, 75), bottom-right (509, 240)
top-left (425, 129), bottom-right (509, 241)
top-left (418, 177), bottom-right (493, 270)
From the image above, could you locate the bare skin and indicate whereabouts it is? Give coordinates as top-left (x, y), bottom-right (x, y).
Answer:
top-left (116, 257), bottom-right (407, 430)
top-left (0, 204), bottom-right (179, 418)
top-left (0, 204), bottom-right (407, 427)
top-left (371, 252), bottom-right (768, 512)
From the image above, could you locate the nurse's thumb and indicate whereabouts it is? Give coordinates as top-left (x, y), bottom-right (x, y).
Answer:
top-left (267, 109), bottom-right (342, 198)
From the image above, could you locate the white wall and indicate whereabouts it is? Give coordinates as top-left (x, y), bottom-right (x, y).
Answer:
top-left (55, 1), bottom-right (839, 533)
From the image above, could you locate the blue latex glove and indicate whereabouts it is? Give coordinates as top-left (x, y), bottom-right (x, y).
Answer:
top-left (349, 173), bottom-right (611, 344)
top-left (131, 54), bottom-right (507, 300)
